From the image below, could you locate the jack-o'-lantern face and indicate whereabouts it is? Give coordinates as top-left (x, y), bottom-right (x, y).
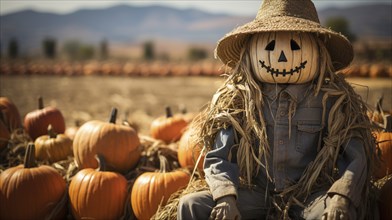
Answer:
top-left (250, 32), bottom-right (319, 84)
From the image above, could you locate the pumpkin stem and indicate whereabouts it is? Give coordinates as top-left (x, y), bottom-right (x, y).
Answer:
top-left (38, 96), bottom-right (44, 109)
top-left (158, 154), bottom-right (169, 173)
top-left (48, 124), bottom-right (57, 138)
top-left (109, 108), bottom-right (118, 124)
top-left (385, 115), bottom-right (392, 132)
top-left (95, 154), bottom-right (107, 171)
top-left (376, 95), bottom-right (384, 114)
top-left (24, 143), bottom-right (37, 168)
top-left (165, 106), bottom-right (173, 118)
top-left (179, 104), bottom-right (187, 114)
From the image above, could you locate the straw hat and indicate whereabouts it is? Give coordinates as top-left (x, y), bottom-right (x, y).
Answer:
top-left (215, 0), bottom-right (353, 71)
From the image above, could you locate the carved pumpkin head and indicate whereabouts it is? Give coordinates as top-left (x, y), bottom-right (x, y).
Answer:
top-left (249, 32), bottom-right (319, 84)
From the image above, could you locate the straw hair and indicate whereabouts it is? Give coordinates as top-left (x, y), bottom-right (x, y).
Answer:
top-left (215, 0), bottom-right (353, 71)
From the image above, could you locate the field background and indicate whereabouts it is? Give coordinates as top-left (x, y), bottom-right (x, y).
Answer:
top-left (1, 75), bottom-right (390, 135)
top-left (0, 76), bottom-right (222, 134)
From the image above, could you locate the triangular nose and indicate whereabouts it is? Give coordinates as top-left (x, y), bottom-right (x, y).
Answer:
top-left (278, 51), bottom-right (287, 62)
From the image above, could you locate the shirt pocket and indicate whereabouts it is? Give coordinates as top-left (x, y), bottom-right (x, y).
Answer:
top-left (296, 123), bottom-right (323, 154)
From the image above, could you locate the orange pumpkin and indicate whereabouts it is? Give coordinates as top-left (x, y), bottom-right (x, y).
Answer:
top-left (378, 177), bottom-right (392, 220)
top-left (24, 96), bottom-right (65, 140)
top-left (69, 155), bottom-right (128, 220)
top-left (34, 124), bottom-right (73, 163)
top-left (178, 127), bottom-right (205, 170)
top-left (374, 116), bottom-right (392, 179)
top-left (73, 108), bottom-right (141, 173)
top-left (150, 106), bottom-right (188, 143)
top-left (131, 156), bottom-right (190, 220)
top-left (0, 144), bottom-right (66, 219)
top-left (0, 97), bottom-right (22, 132)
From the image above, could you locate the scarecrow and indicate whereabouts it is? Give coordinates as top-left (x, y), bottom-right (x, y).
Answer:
top-left (177, 0), bottom-right (376, 219)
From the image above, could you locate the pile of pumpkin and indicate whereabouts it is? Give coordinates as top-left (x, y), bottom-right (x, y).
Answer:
top-left (1, 95), bottom-right (391, 219)
top-left (0, 96), bottom-right (205, 219)
top-left (366, 97), bottom-right (392, 220)
top-left (340, 62), bottom-right (392, 78)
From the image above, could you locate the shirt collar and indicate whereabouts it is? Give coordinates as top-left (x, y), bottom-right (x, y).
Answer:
top-left (262, 82), bottom-right (314, 103)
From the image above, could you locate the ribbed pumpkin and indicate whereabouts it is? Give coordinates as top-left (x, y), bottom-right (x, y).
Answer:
top-left (375, 116), bottom-right (392, 179)
top-left (150, 106), bottom-right (188, 143)
top-left (34, 124), bottom-right (73, 163)
top-left (0, 144), bottom-right (66, 220)
top-left (131, 156), bottom-right (190, 220)
top-left (378, 177), bottom-right (392, 220)
top-left (178, 127), bottom-right (205, 170)
top-left (73, 108), bottom-right (141, 173)
top-left (24, 96), bottom-right (65, 140)
top-left (69, 155), bottom-right (128, 220)
top-left (249, 32), bottom-right (319, 84)
top-left (0, 96), bottom-right (22, 132)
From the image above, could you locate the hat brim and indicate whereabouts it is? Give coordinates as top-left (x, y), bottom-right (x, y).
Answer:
top-left (215, 16), bottom-right (353, 71)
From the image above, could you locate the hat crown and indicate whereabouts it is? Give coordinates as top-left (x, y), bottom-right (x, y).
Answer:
top-left (257, 0), bottom-right (319, 23)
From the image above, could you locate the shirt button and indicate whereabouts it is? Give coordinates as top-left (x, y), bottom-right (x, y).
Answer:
top-left (279, 140), bottom-right (284, 144)
top-left (280, 111), bottom-right (285, 116)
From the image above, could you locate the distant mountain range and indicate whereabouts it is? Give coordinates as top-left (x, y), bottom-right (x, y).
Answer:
top-left (318, 4), bottom-right (392, 39)
top-left (0, 4), bottom-right (391, 55)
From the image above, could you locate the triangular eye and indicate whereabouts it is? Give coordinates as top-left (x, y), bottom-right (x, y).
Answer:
top-left (265, 40), bottom-right (275, 51)
top-left (290, 40), bottom-right (300, 50)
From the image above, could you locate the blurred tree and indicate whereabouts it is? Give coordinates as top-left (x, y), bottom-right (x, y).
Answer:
top-left (42, 37), bottom-right (57, 59)
top-left (100, 38), bottom-right (108, 59)
top-left (188, 47), bottom-right (208, 61)
top-left (63, 40), bottom-right (81, 60)
top-left (8, 38), bottom-right (18, 59)
top-left (325, 17), bottom-right (356, 42)
top-left (143, 41), bottom-right (155, 61)
top-left (63, 40), bottom-right (95, 60)
top-left (80, 45), bottom-right (95, 60)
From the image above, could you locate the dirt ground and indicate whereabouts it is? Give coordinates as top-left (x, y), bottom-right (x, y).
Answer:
top-left (0, 75), bottom-right (391, 135)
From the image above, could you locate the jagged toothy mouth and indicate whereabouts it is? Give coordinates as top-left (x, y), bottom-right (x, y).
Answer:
top-left (259, 60), bottom-right (307, 77)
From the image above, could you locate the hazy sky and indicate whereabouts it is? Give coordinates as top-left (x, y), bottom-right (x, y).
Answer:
top-left (1, 0), bottom-right (391, 16)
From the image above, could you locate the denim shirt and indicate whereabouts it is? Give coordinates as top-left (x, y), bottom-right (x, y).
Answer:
top-left (204, 83), bottom-right (367, 207)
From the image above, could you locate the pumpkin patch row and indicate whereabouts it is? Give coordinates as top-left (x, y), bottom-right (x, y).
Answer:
top-left (1, 61), bottom-right (391, 78)
top-left (0, 96), bottom-right (206, 219)
top-left (340, 62), bottom-right (392, 78)
top-left (0, 61), bottom-right (224, 77)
